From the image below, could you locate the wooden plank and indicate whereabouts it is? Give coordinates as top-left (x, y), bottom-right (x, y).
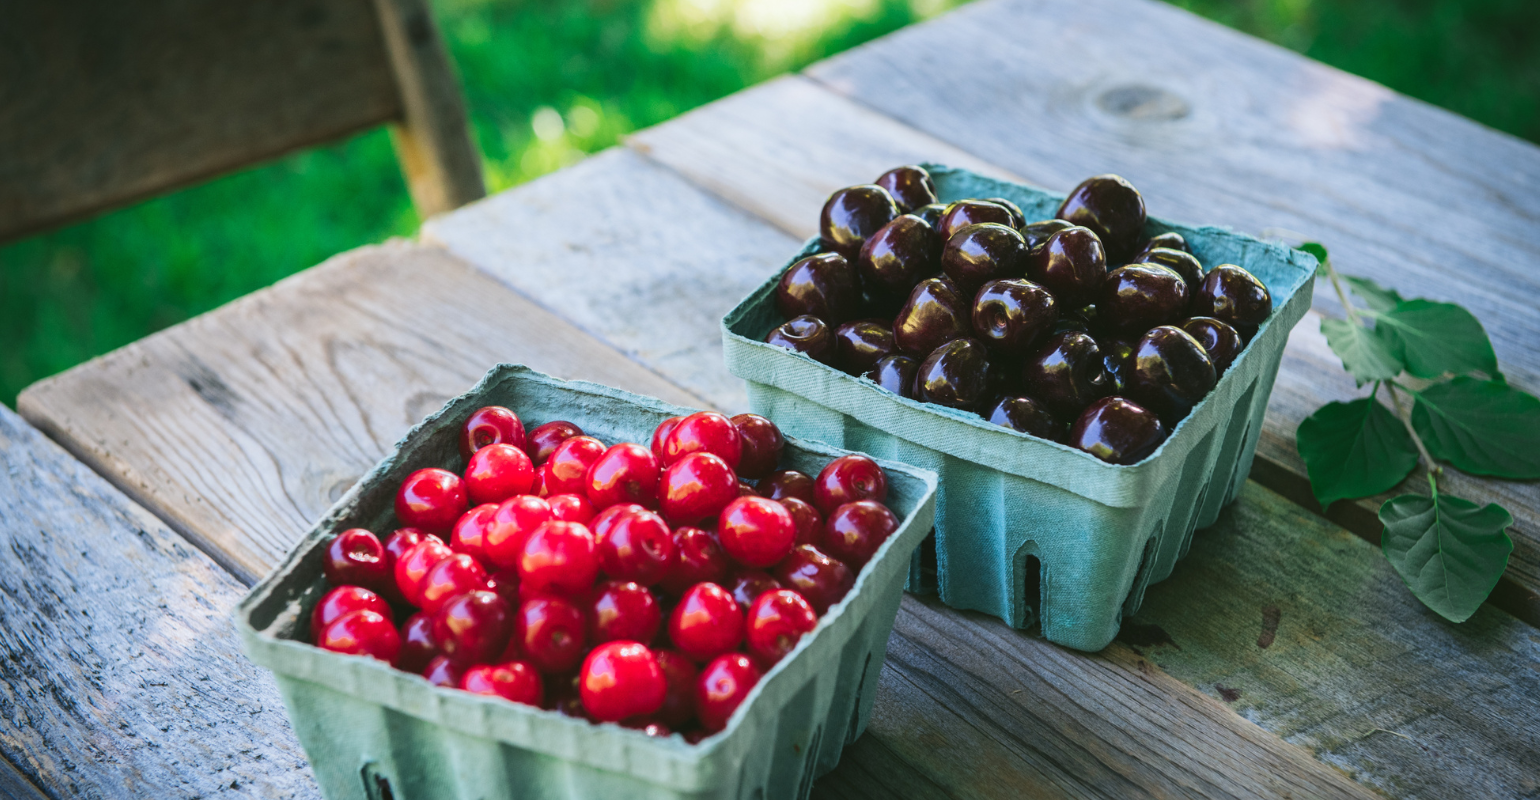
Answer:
top-left (622, 73), bottom-right (1540, 623)
top-left (0, 0), bottom-right (401, 242)
top-left (17, 242), bottom-right (701, 585)
top-left (0, 405), bottom-right (318, 798)
top-left (0, 756), bottom-right (49, 800)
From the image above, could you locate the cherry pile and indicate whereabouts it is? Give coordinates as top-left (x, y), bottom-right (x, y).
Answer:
top-left (765, 166), bottom-right (1274, 465)
top-left (310, 405), bottom-right (898, 741)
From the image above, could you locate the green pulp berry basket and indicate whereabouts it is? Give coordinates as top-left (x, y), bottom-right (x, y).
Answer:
top-left (721, 165), bottom-right (1316, 653)
top-left (236, 365), bottom-right (936, 800)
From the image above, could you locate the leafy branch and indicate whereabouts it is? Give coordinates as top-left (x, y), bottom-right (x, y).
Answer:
top-left (1295, 243), bottom-right (1539, 622)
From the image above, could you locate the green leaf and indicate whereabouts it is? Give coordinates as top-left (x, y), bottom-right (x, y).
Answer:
top-left (1375, 299), bottom-right (1499, 379)
top-left (1341, 274), bottom-right (1403, 314)
top-left (1299, 241), bottom-right (1329, 266)
top-left (1380, 490), bottom-right (1513, 623)
top-left (1321, 318), bottom-right (1402, 385)
top-left (1411, 377), bottom-right (1540, 479)
top-left (1297, 397), bottom-right (1420, 508)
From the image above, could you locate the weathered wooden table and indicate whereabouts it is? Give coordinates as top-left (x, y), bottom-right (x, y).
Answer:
top-left (4, 0), bottom-right (1538, 797)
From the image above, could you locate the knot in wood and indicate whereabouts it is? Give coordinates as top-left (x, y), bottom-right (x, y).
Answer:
top-left (1096, 85), bottom-right (1190, 121)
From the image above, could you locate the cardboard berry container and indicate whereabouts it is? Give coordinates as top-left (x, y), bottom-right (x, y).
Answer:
top-left (235, 365), bottom-right (937, 800)
top-left (720, 164), bottom-right (1316, 653)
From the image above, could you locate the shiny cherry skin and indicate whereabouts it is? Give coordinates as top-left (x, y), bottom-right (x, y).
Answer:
top-left (916, 338), bottom-right (992, 410)
top-left (590, 503), bottom-right (647, 542)
top-left (464, 443), bottom-right (536, 506)
top-left (659, 452), bottom-right (738, 525)
top-left (384, 527), bottom-right (433, 567)
top-left (395, 536), bottom-right (454, 607)
top-left (548, 493), bottom-right (595, 524)
top-left (875, 165), bottom-right (938, 212)
top-left (586, 442), bottom-right (661, 510)
top-left (1135, 231), bottom-right (1189, 258)
top-left (462, 660), bottom-right (543, 706)
top-left (1020, 219), bottom-right (1075, 251)
top-left (1029, 226), bottom-right (1107, 308)
top-left (776, 252), bottom-right (862, 325)
top-left (483, 495), bottom-right (554, 569)
top-left (1099, 335), bottom-right (1138, 395)
top-left (1192, 265), bottom-right (1271, 335)
top-left (669, 582), bottom-right (744, 662)
top-left (833, 319), bottom-right (898, 376)
top-left (738, 480), bottom-right (759, 497)
top-left (516, 594), bottom-right (588, 673)
top-left (820, 185), bottom-right (901, 260)
top-left (531, 465), bottom-right (551, 497)
top-left (942, 223), bottom-right (1029, 298)
top-left (423, 655), bottom-right (466, 688)
top-left (697, 653), bottom-right (762, 732)
top-left (545, 436), bottom-right (607, 497)
top-left (1179, 316), bottom-right (1244, 376)
top-left (1097, 263), bottom-right (1189, 335)
top-left (937, 199), bottom-right (1013, 240)
top-left (985, 196), bottom-right (1027, 229)
top-left (822, 500), bottom-right (898, 568)
top-left (1069, 396), bottom-right (1168, 465)
top-left (451, 503), bottom-right (498, 565)
top-left (589, 580), bottom-right (663, 644)
top-left (581, 641), bottom-right (666, 722)
top-left (1126, 326), bottom-right (1217, 425)
top-left (865, 354), bottom-right (919, 398)
top-left (488, 564), bottom-right (522, 609)
top-left (731, 413), bottom-right (783, 480)
top-left (911, 202), bottom-right (947, 228)
top-left (661, 527), bottom-right (732, 596)
top-left (729, 570), bottom-right (782, 611)
top-left (526, 420), bottom-right (584, 467)
top-left (765, 315), bottom-right (835, 363)
top-left (323, 528), bottom-right (392, 596)
top-left (519, 521), bottom-right (598, 597)
top-left (859, 215), bottom-right (941, 306)
top-left (311, 585), bottom-right (391, 643)
top-left (651, 416), bottom-right (683, 462)
top-left (758, 469), bottom-right (817, 504)
top-left (460, 406), bottom-right (527, 460)
top-left (653, 649), bottom-right (699, 727)
top-left (598, 508), bottom-right (676, 584)
top-left (985, 396), bottom-right (1064, 441)
top-left (773, 544), bottom-right (854, 613)
top-left (397, 612), bottom-right (439, 674)
top-left (972, 278), bottom-right (1057, 356)
top-left (1020, 331), bottom-right (1113, 419)
top-left (418, 553), bottom-right (491, 616)
top-left (893, 277), bottom-right (970, 357)
top-left (780, 496), bottom-right (823, 547)
top-left (814, 455), bottom-right (888, 515)
top-left (746, 589), bottom-right (818, 668)
top-left (1137, 247), bottom-right (1203, 288)
top-left (432, 589), bottom-right (512, 665)
top-left (395, 468), bottom-right (468, 535)
top-left (718, 496), bottom-right (797, 568)
top-left (319, 609), bottom-right (401, 663)
top-left (1055, 174), bottom-right (1147, 263)
top-left (662, 411), bottom-right (743, 470)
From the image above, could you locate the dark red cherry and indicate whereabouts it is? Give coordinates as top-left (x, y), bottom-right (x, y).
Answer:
top-left (820, 185), bottom-right (901, 261)
top-left (1135, 231), bottom-right (1189, 258)
top-left (937, 200), bottom-right (1013, 240)
top-left (984, 396), bottom-right (1063, 441)
top-left (516, 594), bottom-right (588, 673)
top-left (465, 443), bottom-right (536, 506)
top-left (585, 442), bottom-right (661, 510)
top-left (1099, 335), bottom-right (1139, 395)
top-left (668, 582), bottom-right (744, 662)
top-left (526, 421), bottom-right (584, 467)
top-left (1055, 174), bottom-right (1147, 263)
top-left (395, 536), bottom-right (454, 607)
top-left (432, 589), bottom-right (512, 665)
top-left (864, 354), bottom-right (919, 398)
top-left (1192, 265), bottom-right (1271, 336)
top-left (588, 580), bottom-right (663, 645)
top-left (822, 500), bottom-right (898, 568)
top-left (772, 545), bottom-right (854, 615)
top-left (395, 468), bottom-right (468, 535)
top-left (911, 203), bottom-right (947, 228)
top-left (1069, 397), bottom-right (1168, 465)
top-left (423, 655), bottom-right (466, 688)
top-left (460, 406), bottom-right (527, 460)
top-left (728, 570), bottom-right (782, 611)
top-left (1126, 326), bottom-right (1217, 425)
top-left (893, 277), bottom-right (969, 356)
top-left (745, 589), bottom-right (818, 668)
top-left (653, 649), bottom-right (699, 727)
top-left (758, 470), bottom-right (816, 505)
top-left (972, 279), bottom-right (1057, 356)
top-left (661, 527), bottom-right (732, 595)
top-left (765, 315), bottom-right (835, 364)
top-left (941, 223), bottom-right (1028, 298)
top-left (580, 641), bottom-right (666, 722)
top-left (874, 165), bottom-right (938, 212)
top-left (397, 612), bottom-right (438, 674)
top-left (1179, 316), bottom-right (1244, 376)
top-left (319, 609), bottom-right (401, 663)
top-left (1021, 331), bottom-right (1113, 419)
top-left (916, 338), bottom-right (992, 410)
top-left (834, 319), bottom-right (897, 375)
top-left (1137, 247), bottom-right (1203, 288)
top-left (776, 252), bottom-right (861, 325)
top-left (1029, 226), bottom-right (1107, 308)
top-left (813, 455), bottom-right (887, 514)
top-left (780, 496), bottom-right (823, 547)
top-left (311, 585), bottom-right (391, 644)
top-left (462, 660), bottom-right (543, 706)
top-left (323, 528), bottom-right (392, 596)
top-left (731, 414), bottom-right (783, 480)
top-left (1097, 263), bottom-right (1189, 335)
top-left (696, 653), bottom-right (761, 732)
top-left (1020, 219), bottom-right (1074, 251)
top-left (984, 196), bottom-right (1027, 229)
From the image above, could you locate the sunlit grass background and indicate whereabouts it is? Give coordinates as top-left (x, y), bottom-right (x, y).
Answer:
top-left (2, 0), bottom-right (1536, 406)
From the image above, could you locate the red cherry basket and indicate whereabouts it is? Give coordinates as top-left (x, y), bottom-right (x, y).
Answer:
top-left (236, 365), bottom-right (937, 800)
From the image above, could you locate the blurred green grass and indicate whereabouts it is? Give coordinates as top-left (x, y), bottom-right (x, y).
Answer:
top-left (1, 0), bottom-right (1536, 407)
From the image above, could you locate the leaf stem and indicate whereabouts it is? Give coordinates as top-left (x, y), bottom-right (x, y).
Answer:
top-left (1382, 381), bottom-right (1442, 491)
top-left (1318, 251), bottom-right (1365, 326)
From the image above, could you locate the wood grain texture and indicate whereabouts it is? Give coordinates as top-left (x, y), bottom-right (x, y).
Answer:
top-left (17, 242), bottom-right (699, 584)
top-left (0, 0), bottom-right (400, 242)
top-left (0, 406), bottom-right (319, 799)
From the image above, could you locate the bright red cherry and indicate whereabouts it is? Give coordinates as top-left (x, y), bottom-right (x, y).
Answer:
top-left (696, 653), bottom-right (761, 732)
top-left (660, 527), bottom-right (731, 595)
top-left (780, 497), bottom-right (823, 547)
top-left (517, 594), bottom-right (588, 673)
top-left (589, 581), bottom-right (663, 644)
top-left (395, 468), bottom-right (468, 534)
top-left (596, 509), bottom-right (675, 585)
top-left (757, 470), bottom-right (816, 505)
top-left (746, 589), bottom-right (818, 668)
top-left (668, 583), bottom-right (743, 662)
top-left (519, 521), bottom-right (599, 597)
top-left (398, 612), bottom-right (438, 674)
top-left (651, 416), bottom-right (684, 462)
top-left (395, 537), bottom-right (454, 607)
top-left (661, 411), bottom-right (743, 469)
top-left (581, 641), bottom-right (666, 722)
top-left (729, 571), bottom-right (781, 611)
top-left (432, 590), bottom-right (512, 665)
top-left (526, 421), bottom-right (584, 466)
top-left (548, 493), bottom-right (595, 524)
top-left (460, 406), bottom-right (527, 460)
top-left (384, 528), bottom-right (433, 566)
top-left (450, 503), bottom-right (498, 565)
top-left (652, 649), bottom-right (699, 727)
top-left (718, 496), bottom-right (796, 568)
top-left (311, 585), bottom-right (390, 643)
top-left (464, 444), bottom-right (536, 506)
top-left (659, 452), bottom-right (737, 525)
top-left (532, 465), bottom-right (551, 497)
top-left (731, 414), bottom-right (784, 480)
top-left (545, 436), bottom-right (606, 496)
top-left (484, 495), bottom-right (554, 569)
top-left (323, 528), bottom-right (392, 596)
top-left (419, 553), bottom-right (491, 616)
top-left (590, 503), bottom-right (646, 540)
top-left (586, 443), bottom-right (661, 510)
top-left (822, 500), bottom-right (899, 568)
top-left (773, 545), bottom-right (854, 615)
top-left (423, 655), bottom-right (466, 688)
top-left (319, 609), bottom-right (401, 664)
top-left (813, 456), bottom-right (888, 515)
top-left (461, 661), bottom-right (543, 706)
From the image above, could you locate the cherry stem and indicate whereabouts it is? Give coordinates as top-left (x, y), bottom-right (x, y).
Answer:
top-left (1319, 251), bottom-right (1365, 327)
top-left (1380, 380), bottom-right (1441, 494)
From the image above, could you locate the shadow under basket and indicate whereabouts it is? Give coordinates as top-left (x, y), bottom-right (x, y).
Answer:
top-left (236, 365), bottom-right (938, 800)
top-left (721, 164), bottom-right (1316, 653)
